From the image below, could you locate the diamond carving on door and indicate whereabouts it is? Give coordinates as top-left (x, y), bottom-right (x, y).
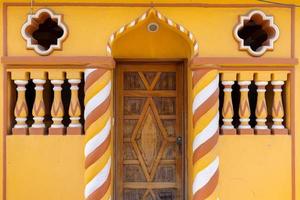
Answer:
top-left (116, 63), bottom-right (184, 200)
top-left (134, 100), bottom-right (166, 179)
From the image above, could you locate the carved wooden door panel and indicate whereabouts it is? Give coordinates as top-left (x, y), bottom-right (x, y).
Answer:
top-left (116, 62), bottom-right (184, 200)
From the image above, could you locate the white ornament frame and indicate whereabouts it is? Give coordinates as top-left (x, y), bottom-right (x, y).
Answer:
top-left (21, 8), bottom-right (68, 56)
top-left (234, 10), bottom-right (280, 57)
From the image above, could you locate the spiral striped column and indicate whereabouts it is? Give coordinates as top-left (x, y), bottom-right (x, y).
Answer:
top-left (192, 69), bottom-right (220, 200)
top-left (84, 68), bottom-right (112, 200)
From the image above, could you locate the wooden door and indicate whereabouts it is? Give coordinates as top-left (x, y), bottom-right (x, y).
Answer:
top-left (116, 62), bottom-right (185, 200)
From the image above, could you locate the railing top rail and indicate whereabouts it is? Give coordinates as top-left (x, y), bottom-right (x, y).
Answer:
top-left (1, 56), bottom-right (115, 69)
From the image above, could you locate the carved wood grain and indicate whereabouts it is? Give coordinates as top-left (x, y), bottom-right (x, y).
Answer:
top-left (115, 62), bottom-right (184, 200)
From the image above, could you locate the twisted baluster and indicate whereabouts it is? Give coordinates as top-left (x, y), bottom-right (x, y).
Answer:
top-left (192, 69), bottom-right (219, 200)
top-left (84, 68), bottom-right (112, 200)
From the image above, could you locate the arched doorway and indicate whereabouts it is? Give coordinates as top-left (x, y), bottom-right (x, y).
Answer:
top-left (110, 9), bottom-right (197, 200)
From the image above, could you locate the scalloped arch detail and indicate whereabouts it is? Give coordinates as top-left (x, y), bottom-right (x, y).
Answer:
top-left (107, 8), bottom-right (199, 57)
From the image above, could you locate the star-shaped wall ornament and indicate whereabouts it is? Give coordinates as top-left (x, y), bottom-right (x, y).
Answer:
top-left (234, 10), bottom-right (279, 57)
top-left (21, 8), bottom-right (68, 56)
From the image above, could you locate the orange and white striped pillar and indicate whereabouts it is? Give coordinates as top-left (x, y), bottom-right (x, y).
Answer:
top-left (84, 68), bottom-right (113, 200)
top-left (192, 67), bottom-right (220, 200)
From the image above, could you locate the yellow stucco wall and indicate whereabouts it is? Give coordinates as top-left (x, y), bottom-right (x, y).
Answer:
top-left (0, 0), bottom-right (299, 200)
top-left (6, 6), bottom-right (291, 57)
top-left (4, 136), bottom-right (292, 200)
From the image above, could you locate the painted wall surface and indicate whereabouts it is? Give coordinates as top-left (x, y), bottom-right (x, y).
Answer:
top-left (5, 136), bottom-right (292, 200)
top-left (0, 0), bottom-right (299, 200)
top-left (6, 6), bottom-right (291, 57)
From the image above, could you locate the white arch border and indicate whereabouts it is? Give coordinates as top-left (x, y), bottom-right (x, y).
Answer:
top-left (106, 8), bottom-right (199, 57)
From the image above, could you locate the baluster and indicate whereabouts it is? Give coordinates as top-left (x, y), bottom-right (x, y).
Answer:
top-left (238, 80), bottom-right (253, 134)
top-left (271, 77), bottom-right (288, 134)
top-left (49, 79), bottom-right (65, 135)
top-left (12, 80), bottom-right (28, 135)
top-left (255, 77), bottom-right (271, 135)
top-left (67, 79), bottom-right (82, 135)
top-left (29, 79), bottom-right (46, 135)
top-left (221, 80), bottom-right (236, 135)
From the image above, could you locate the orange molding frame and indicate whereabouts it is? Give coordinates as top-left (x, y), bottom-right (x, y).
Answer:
top-left (1, 56), bottom-right (116, 68)
top-left (190, 57), bottom-right (298, 67)
top-left (1, 56), bottom-right (298, 68)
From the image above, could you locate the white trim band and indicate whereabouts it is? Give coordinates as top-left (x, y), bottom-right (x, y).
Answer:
top-left (240, 88), bottom-right (249, 92)
top-left (14, 80), bottom-right (28, 85)
top-left (52, 117), bottom-right (63, 121)
top-left (256, 119), bottom-right (267, 122)
top-left (221, 125), bottom-right (234, 129)
top-left (33, 79), bottom-right (46, 84)
top-left (51, 80), bottom-right (64, 84)
top-left (16, 87), bottom-right (26, 91)
top-left (53, 86), bottom-right (62, 91)
top-left (51, 124), bottom-right (64, 128)
top-left (14, 124), bottom-right (28, 128)
top-left (33, 117), bottom-right (44, 121)
top-left (255, 125), bottom-right (268, 130)
top-left (16, 117), bottom-right (27, 122)
top-left (271, 81), bottom-right (284, 85)
top-left (255, 81), bottom-right (268, 86)
top-left (32, 124), bottom-right (45, 128)
top-left (257, 89), bottom-right (266, 92)
top-left (35, 86), bottom-right (44, 91)
top-left (272, 125), bottom-right (285, 129)
top-left (70, 86), bottom-right (79, 90)
top-left (68, 79), bottom-right (81, 84)
top-left (222, 81), bottom-right (234, 85)
top-left (238, 81), bottom-right (251, 85)
top-left (273, 118), bottom-right (284, 122)
top-left (69, 123), bottom-right (82, 128)
top-left (239, 118), bottom-right (250, 122)
top-left (223, 88), bottom-right (233, 92)
top-left (238, 125), bottom-right (251, 129)
top-left (70, 117), bottom-right (81, 120)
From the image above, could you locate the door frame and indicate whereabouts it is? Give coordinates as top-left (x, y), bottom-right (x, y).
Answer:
top-left (113, 59), bottom-right (188, 200)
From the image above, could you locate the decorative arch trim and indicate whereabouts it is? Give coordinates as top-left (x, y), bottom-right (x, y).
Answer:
top-left (106, 8), bottom-right (199, 57)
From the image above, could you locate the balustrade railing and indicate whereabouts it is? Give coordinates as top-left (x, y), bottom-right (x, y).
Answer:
top-left (8, 69), bottom-right (291, 136)
top-left (9, 70), bottom-right (84, 135)
top-left (220, 71), bottom-right (289, 135)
